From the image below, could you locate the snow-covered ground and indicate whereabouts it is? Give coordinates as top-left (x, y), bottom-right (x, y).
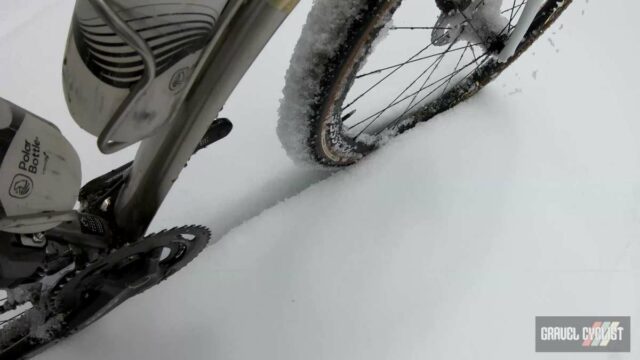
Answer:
top-left (1, 0), bottom-right (639, 359)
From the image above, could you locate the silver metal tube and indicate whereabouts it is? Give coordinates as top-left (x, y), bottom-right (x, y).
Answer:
top-left (114, 0), bottom-right (299, 238)
top-left (89, 0), bottom-right (158, 153)
top-left (495, 0), bottom-right (545, 62)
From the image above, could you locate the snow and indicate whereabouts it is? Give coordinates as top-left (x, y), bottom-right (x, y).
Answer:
top-left (472, 0), bottom-right (509, 35)
top-left (0, 1), bottom-right (60, 39)
top-left (0, 0), bottom-right (639, 359)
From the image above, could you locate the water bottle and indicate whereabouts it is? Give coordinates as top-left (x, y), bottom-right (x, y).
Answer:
top-left (0, 98), bottom-right (81, 234)
top-left (62, 0), bottom-right (228, 144)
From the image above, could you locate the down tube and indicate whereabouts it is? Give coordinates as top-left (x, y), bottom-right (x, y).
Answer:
top-left (114, 0), bottom-right (300, 238)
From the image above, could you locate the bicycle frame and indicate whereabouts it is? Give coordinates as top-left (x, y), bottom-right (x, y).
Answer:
top-left (0, 0), bottom-right (540, 239)
top-left (105, 0), bottom-right (300, 239)
top-left (109, 0), bottom-right (538, 240)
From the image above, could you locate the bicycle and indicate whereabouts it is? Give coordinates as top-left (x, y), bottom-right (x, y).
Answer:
top-left (0, 0), bottom-right (571, 358)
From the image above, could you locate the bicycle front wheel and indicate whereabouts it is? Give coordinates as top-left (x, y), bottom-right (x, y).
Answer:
top-left (278, 0), bottom-right (572, 167)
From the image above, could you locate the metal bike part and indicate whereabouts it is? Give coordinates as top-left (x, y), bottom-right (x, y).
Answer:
top-left (496, 0), bottom-right (545, 62)
top-left (63, 0), bottom-right (224, 147)
top-left (114, 0), bottom-right (300, 238)
top-left (194, 118), bottom-right (233, 155)
top-left (19, 234), bottom-right (46, 249)
top-left (0, 225), bottom-right (199, 357)
top-left (79, 117), bottom-right (231, 221)
top-left (51, 226), bottom-right (210, 335)
top-left (89, 0), bottom-right (158, 153)
top-left (46, 213), bottom-right (113, 249)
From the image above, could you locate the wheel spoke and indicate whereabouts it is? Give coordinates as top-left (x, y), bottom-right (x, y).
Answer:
top-left (469, 44), bottom-right (481, 65)
top-left (502, 0), bottom-right (527, 17)
top-left (353, 34), bottom-right (461, 135)
top-left (400, 36), bottom-right (460, 120)
top-left (343, 0), bottom-right (529, 117)
top-left (440, 43), bottom-right (471, 96)
top-left (356, 42), bottom-right (481, 80)
top-left (389, 26), bottom-right (451, 30)
top-left (381, 51), bottom-right (490, 133)
top-left (348, 51), bottom-right (487, 132)
top-left (458, 10), bottom-right (491, 49)
top-left (342, 32), bottom-right (450, 112)
top-left (308, 0), bottom-right (554, 157)
top-left (505, 1), bottom-right (528, 33)
top-left (508, 0), bottom-right (519, 22)
top-left (350, 70), bottom-right (459, 129)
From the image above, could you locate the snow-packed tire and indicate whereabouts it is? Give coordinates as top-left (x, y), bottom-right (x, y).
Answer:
top-left (277, 0), bottom-right (572, 167)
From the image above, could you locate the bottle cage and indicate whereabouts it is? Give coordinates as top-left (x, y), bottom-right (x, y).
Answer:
top-left (89, 0), bottom-right (162, 153)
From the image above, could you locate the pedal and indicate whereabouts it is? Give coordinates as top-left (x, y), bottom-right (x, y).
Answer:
top-left (194, 118), bottom-right (233, 154)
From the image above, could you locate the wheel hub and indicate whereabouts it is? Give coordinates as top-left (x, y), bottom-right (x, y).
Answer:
top-left (432, 0), bottom-right (509, 51)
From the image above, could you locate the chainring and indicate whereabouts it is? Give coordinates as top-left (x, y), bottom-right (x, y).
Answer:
top-left (0, 225), bottom-right (211, 360)
top-left (52, 225), bottom-right (211, 332)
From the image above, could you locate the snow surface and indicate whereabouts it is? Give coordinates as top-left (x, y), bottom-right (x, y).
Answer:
top-left (0, 0), bottom-right (639, 359)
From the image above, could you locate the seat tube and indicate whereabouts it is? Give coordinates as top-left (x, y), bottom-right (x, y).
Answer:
top-left (114, 0), bottom-right (300, 239)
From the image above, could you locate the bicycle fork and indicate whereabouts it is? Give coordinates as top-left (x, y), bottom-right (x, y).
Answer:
top-left (496, 0), bottom-right (546, 62)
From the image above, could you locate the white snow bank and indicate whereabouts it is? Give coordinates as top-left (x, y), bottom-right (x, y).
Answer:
top-left (0, 1), bottom-right (62, 40)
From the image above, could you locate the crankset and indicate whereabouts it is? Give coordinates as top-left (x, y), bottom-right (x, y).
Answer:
top-left (0, 225), bottom-right (211, 360)
top-left (51, 225), bottom-right (210, 331)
